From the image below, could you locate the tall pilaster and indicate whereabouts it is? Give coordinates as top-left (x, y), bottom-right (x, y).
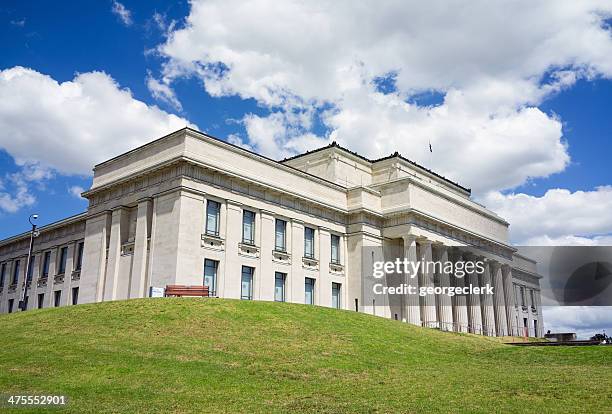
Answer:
top-left (402, 235), bottom-right (421, 326)
top-left (502, 265), bottom-right (516, 335)
top-left (490, 261), bottom-right (508, 336)
top-left (479, 259), bottom-right (496, 336)
top-left (433, 244), bottom-right (453, 331)
top-left (418, 239), bottom-right (437, 328)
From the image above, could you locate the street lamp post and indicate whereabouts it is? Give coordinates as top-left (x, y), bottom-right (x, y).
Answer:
top-left (19, 214), bottom-right (39, 311)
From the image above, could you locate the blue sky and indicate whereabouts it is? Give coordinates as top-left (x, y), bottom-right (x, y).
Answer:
top-left (1, 1), bottom-right (612, 334)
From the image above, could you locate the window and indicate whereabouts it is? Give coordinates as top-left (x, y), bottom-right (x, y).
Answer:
top-left (58, 246), bottom-right (68, 274)
top-left (275, 272), bottom-right (286, 302)
top-left (23, 296), bottom-right (28, 310)
top-left (0, 263), bottom-right (6, 287)
top-left (42, 251), bottom-right (51, 277)
top-left (332, 283), bottom-right (341, 309)
top-left (520, 286), bottom-right (526, 307)
top-left (37, 293), bottom-right (44, 309)
top-left (72, 287), bottom-right (79, 305)
top-left (275, 219), bottom-right (286, 251)
top-left (75, 242), bottom-right (84, 270)
top-left (533, 320), bottom-right (538, 337)
top-left (241, 266), bottom-right (254, 300)
top-left (54, 290), bottom-right (62, 307)
top-left (8, 299), bottom-right (14, 314)
top-left (305, 277), bottom-right (315, 305)
top-left (12, 260), bottom-right (20, 285)
top-left (203, 259), bottom-right (218, 296)
top-left (530, 289), bottom-right (536, 309)
top-left (242, 210), bottom-right (255, 245)
top-left (205, 200), bottom-right (221, 236)
top-left (331, 234), bottom-right (341, 264)
top-left (27, 255), bottom-right (35, 281)
top-left (304, 227), bottom-right (315, 258)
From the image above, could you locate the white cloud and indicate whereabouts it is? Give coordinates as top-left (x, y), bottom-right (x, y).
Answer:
top-left (154, 0), bottom-right (612, 194)
top-left (0, 66), bottom-right (193, 177)
top-left (68, 185), bottom-right (86, 200)
top-left (111, 0), bottom-right (132, 26)
top-left (0, 162), bottom-right (52, 213)
top-left (481, 187), bottom-right (612, 244)
top-left (146, 71), bottom-right (182, 110)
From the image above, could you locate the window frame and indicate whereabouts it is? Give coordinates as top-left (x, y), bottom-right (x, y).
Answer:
top-left (241, 266), bottom-right (254, 300)
top-left (75, 242), bottom-right (84, 271)
top-left (332, 282), bottom-right (341, 309)
top-left (274, 272), bottom-right (286, 302)
top-left (12, 260), bottom-right (20, 285)
top-left (242, 210), bottom-right (256, 245)
top-left (58, 246), bottom-right (68, 275)
top-left (274, 219), bottom-right (287, 252)
top-left (42, 251), bottom-right (51, 278)
top-left (305, 277), bottom-right (316, 305)
top-left (203, 259), bottom-right (219, 297)
top-left (26, 255), bottom-right (35, 281)
top-left (205, 199), bottom-right (221, 237)
top-left (72, 287), bottom-right (79, 305)
top-left (330, 234), bottom-right (341, 264)
top-left (54, 290), bottom-right (62, 307)
top-left (0, 263), bottom-right (6, 287)
top-left (304, 227), bottom-right (315, 258)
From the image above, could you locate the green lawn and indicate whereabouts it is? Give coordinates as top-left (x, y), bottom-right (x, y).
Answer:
top-left (0, 298), bottom-right (610, 413)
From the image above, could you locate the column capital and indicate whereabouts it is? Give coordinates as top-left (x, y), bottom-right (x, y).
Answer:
top-left (417, 238), bottom-right (433, 246)
top-left (402, 234), bottom-right (418, 244)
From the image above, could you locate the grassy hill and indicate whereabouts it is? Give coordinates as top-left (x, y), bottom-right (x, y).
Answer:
top-left (0, 298), bottom-right (610, 413)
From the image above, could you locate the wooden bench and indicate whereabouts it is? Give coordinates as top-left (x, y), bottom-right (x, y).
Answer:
top-left (165, 285), bottom-right (210, 297)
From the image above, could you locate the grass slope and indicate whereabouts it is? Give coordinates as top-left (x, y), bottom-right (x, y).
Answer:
top-left (0, 298), bottom-right (610, 413)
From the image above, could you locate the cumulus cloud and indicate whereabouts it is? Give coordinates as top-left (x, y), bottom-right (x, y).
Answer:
top-left (152, 0), bottom-right (612, 194)
top-left (68, 185), bottom-right (86, 200)
top-left (0, 66), bottom-right (193, 177)
top-left (482, 187), bottom-right (612, 244)
top-left (111, 1), bottom-right (132, 26)
top-left (146, 71), bottom-right (182, 110)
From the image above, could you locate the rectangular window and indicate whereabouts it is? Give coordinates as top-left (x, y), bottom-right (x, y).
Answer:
top-left (24, 295), bottom-right (28, 310)
top-left (274, 272), bottom-right (286, 302)
top-left (520, 286), bottom-right (526, 307)
top-left (72, 287), bottom-right (79, 305)
top-left (275, 219), bottom-right (286, 251)
top-left (8, 299), bottom-right (14, 314)
top-left (242, 210), bottom-right (255, 245)
top-left (241, 266), bottom-right (254, 300)
top-left (332, 282), bottom-right (341, 309)
top-left (75, 242), bottom-right (84, 270)
top-left (58, 246), bottom-right (68, 274)
top-left (203, 259), bottom-right (218, 297)
top-left (42, 251), bottom-right (51, 277)
top-left (37, 293), bottom-right (44, 309)
top-left (27, 255), bottom-right (35, 281)
top-left (331, 234), bottom-right (341, 264)
top-left (0, 263), bottom-right (6, 287)
top-left (304, 227), bottom-right (315, 258)
top-left (54, 290), bottom-right (62, 307)
top-left (12, 260), bottom-right (20, 285)
top-left (205, 200), bottom-right (221, 236)
top-left (305, 277), bottom-right (315, 305)
top-left (530, 289), bottom-right (536, 309)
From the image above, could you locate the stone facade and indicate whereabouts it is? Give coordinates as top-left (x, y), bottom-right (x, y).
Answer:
top-left (0, 128), bottom-right (544, 337)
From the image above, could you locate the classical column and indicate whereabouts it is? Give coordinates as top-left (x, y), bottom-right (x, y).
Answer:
top-left (501, 265), bottom-right (516, 335)
top-left (104, 208), bottom-right (126, 301)
top-left (465, 254), bottom-right (483, 334)
top-left (450, 248), bottom-right (468, 333)
top-left (433, 244), bottom-right (453, 331)
top-left (402, 235), bottom-right (420, 326)
top-left (130, 199), bottom-right (152, 299)
top-left (489, 261), bottom-right (508, 336)
top-left (418, 239), bottom-right (437, 328)
top-left (479, 259), bottom-right (496, 336)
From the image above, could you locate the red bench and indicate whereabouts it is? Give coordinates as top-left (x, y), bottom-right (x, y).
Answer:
top-left (165, 285), bottom-right (210, 297)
